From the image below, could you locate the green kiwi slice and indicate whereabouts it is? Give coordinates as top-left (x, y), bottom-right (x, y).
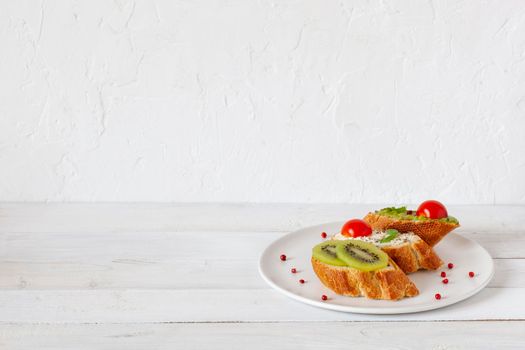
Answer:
top-left (312, 241), bottom-right (347, 266)
top-left (335, 240), bottom-right (389, 272)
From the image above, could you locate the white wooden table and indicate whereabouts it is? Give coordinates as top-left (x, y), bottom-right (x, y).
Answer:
top-left (0, 204), bottom-right (524, 349)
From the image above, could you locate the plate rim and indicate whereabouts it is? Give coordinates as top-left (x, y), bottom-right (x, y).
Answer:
top-left (258, 221), bottom-right (495, 315)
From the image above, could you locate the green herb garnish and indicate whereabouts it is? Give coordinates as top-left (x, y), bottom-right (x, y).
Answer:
top-left (380, 229), bottom-right (399, 243)
top-left (442, 216), bottom-right (459, 224)
top-left (376, 206), bottom-right (459, 225)
top-left (377, 207), bottom-right (407, 215)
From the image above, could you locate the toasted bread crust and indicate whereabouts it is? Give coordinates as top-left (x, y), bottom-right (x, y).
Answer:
top-left (363, 212), bottom-right (459, 246)
top-left (411, 238), bottom-right (444, 270)
top-left (380, 237), bottom-right (443, 273)
top-left (311, 257), bottom-right (419, 300)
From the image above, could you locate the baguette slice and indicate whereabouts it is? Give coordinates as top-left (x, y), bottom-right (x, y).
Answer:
top-left (380, 235), bottom-right (443, 273)
top-left (364, 212), bottom-right (459, 246)
top-left (311, 257), bottom-right (419, 300)
top-left (332, 232), bottom-right (443, 274)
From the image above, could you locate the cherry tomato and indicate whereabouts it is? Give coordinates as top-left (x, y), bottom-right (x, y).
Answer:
top-left (341, 219), bottom-right (372, 238)
top-left (416, 200), bottom-right (448, 219)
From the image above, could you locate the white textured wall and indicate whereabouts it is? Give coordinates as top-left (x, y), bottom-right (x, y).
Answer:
top-left (1, 0), bottom-right (524, 203)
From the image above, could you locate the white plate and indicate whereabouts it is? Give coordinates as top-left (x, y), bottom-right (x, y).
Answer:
top-left (259, 222), bottom-right (494, 314)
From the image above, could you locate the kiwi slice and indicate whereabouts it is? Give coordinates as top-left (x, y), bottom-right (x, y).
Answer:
top-left (335, 240), bottom-right (389, 272)
top-left (312, 241), bottom-right (347, 266)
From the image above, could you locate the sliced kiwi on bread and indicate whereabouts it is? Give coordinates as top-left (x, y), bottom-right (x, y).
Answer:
top-left (312, 241), bottom-right (347, 266)
top-left (335, 240), bottom-right (389, 272)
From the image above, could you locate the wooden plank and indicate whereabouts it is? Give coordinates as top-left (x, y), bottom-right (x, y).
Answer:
top-left (491, 259), bottom-right (525, 287)
top-left (0, 288), bottom-right (522, 323)
top-left (0, 255), bottom-right (521, 290)
top-left (0, 321), bottom-right (524, 349)
top-left (461, 232), bottom-right (525, 258)
top-left (0, 230), bottom-right (522, 290)
top-left (2, 230), bottom-right (522, 262)
top-left (0, 257), bottom-right (520, 289)
top-left (1, 203), bottom-right (524, 234)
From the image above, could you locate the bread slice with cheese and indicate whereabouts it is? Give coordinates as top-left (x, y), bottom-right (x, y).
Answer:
top-left (364, 211), bottom-right (459, 247)
top-left (311, 257), bottom-right (419, 300)
top-left (332, 231), bottom-right (443, 274)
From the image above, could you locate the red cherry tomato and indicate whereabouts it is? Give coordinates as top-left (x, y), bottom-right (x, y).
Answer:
top-left (416, 200), bottom-right (448, 219)
top-left (341, 219), bottom-right (372, 238)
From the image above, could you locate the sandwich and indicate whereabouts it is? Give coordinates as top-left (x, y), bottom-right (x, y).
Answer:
top-left (332, 229), bottom-right (443, 274)
top-left (311, 240), bottom-right (419, 300)
top-left (364, 200), bottom-right (459, 246)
